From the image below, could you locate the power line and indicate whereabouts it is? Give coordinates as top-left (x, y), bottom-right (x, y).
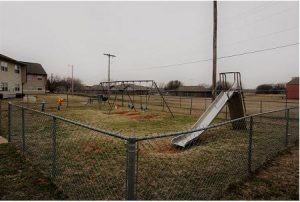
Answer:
top-left (220, 26), bottom-right (298, 48)
top-left (144, 42), bottom-right (299, 70)
top-left (220, 2), bottom-right (279, 29)
top-left (218, 42), bottom-right (299, 60)
top-left (219, 5), bottom-right (297, 36)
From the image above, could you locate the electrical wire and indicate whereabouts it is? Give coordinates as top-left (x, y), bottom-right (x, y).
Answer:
top-left (220, 26), bottom-right (298, 48)
top-left (144, 42), bottom-right (299, 70)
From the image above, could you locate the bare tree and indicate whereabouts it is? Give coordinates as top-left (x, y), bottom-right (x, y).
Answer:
top-left (165, 80), bottom-right (183, 90)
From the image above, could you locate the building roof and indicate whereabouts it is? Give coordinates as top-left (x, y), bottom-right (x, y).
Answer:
top-left (0, 54), bottom-right (25, 66)
top-left (21, 62), bottom-right (47, 75)
top-left (287, 77), bottom-right (299, 85)
top-left (172, 85), bottom-right (210, 92)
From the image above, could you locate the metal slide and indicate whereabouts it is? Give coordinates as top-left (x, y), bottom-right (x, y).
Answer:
top-left (171, 84), bottom-right (238, 147)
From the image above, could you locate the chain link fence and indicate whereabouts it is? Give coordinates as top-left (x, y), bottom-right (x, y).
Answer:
top-left (4, 93), bottom-right (298, 119)
top-left (6, 101), bottom-right (299, 200)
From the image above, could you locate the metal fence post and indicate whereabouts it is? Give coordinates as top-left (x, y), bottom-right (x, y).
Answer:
top-left (126, 137), bottom-right (137, 200)
top-left (122, 92), bottom-right (124, 107)
top-left (26, 95), bottom-right (29, 107)
top-left (8, 102), bottom-right (11, 142)
top-left (66, 92), bottom-right (69, 108)
top-left (179, 96), bottom-right (181, 108)
top-left (51, 117), bottom-right (57, 179)
top-left (0, 100), bottom-right (2, 135)
top-left (285, 108), bottom-right (290, 147)
top-left (21, 107), bottom-right (25, 153)
top-left (189, 96), bottom-right (193, 115)
top-left (248, 116), bottom-right (253, 174)
top-left (260, 100), bottom-right (262, 113)
top-left (225, 104), bottom-right (228, 120)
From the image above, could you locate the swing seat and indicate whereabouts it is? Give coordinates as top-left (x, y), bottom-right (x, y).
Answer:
top-left (128, 103), bottom-right (135, 110)
top-left (141, 105), bottom-right (148, 111)
top-left (99, 95), bottom-right (108, 102)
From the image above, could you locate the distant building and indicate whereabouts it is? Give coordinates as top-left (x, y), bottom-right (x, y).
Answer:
top-left (0, 54), bottom-right (26, 98)
top-left (286, 77), bottom-right (299, 99)
top-left (0, 53), bottom-right (47, 98)
top-left (22, 62), bottom-right (47, 94)
top-left (168, 86), bottom-right (212, 97)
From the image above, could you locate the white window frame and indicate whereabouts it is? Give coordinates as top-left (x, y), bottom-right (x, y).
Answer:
top-left (1, 61), bottom-right (8, 72)
top-left (15, 83), bottom-right (20, 92)
top-left (0, 83), bottom-right (8, 91)
top-left (14, 65), bottom-right (20, 74)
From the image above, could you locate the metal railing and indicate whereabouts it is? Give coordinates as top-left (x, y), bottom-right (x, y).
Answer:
top-left (5, 101), bottom-right (300, 200)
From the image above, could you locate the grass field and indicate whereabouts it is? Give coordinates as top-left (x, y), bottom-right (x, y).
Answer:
top-left (222, 143), bottom-right (299, 200)
top-left (1, 141), bottom-right (298, 200)
top-left (2, 93), bottom-right (297, 136)
top-left (0, 144), bottom-right (66, 200)
top-left (1, 93), bottom-right (299, 199)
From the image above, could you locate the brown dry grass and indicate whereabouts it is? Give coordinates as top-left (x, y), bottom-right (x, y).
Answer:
top-left (222, 144), bottom-right (299, 200)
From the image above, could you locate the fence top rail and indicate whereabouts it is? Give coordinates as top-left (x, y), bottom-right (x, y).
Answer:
top-left (136, 106), bottom-right (299, 141)
top-left (244, 99), bottom-right (299, 104)
top-left (9, 102), bottom-right (128, 141)
top-left (100, 80), bottom-right (154, 84)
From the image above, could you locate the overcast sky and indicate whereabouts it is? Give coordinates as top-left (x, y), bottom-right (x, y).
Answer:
top-left (0, 1), bottom-right (298, 88)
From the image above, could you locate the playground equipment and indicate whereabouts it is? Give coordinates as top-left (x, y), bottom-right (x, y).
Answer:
top-left (41, 100), bottom-right (46, 112)
top-left (172, 72), bottom-right (246, 147)
top-left (98, 80), bottom-right (174, 117)
top-left (57, 97), bottom-right (64, 110)
top-left (87, 95), bottom-right (108, 104)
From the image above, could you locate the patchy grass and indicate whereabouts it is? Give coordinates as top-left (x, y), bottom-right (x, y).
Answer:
top-left (52, 107), bottom-right (198, 136)
top-left (0, 143), bottom-right (66, 200)
top-left (221, 144), bottom-right (299, 200)
top-left (2, 94), bottom-right (299, 200)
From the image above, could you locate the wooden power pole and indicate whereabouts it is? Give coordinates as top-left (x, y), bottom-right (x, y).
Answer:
top-left (103, 53), bottom-right (116, 93)
top-left (212, 1), bottom-right (218, 100)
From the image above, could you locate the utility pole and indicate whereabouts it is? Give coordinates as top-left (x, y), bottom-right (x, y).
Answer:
top-left (68, 64), bottom-right (74, 95)
top-left (212, 0), bottom-right (218, 100)
top-left (103, 53), bottom-right (116, 93)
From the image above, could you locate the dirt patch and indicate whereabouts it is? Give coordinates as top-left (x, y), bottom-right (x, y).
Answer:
top-left (83, 142), bottom-right (103, 153)
top-left (113, 111), bottom-right (129, 115)
top-left (155, 141), bottom-right (181, 154)
top-left (112, 110), bottom-right (159, 120)
top-left (127, 114), bottom-right (159, 120)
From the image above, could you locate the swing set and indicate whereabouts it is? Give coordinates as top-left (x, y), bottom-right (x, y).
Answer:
top-left (97, 80), bottom-right (174, 117)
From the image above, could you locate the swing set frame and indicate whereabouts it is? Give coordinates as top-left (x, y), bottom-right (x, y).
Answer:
top-left (98, 80), bottom-right (174, 117)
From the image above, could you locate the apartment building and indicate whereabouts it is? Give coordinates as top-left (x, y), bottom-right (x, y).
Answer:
top-left (22, 62), bottom-right (47, 94)
top-left (0, 54), bottom-right (26, 98)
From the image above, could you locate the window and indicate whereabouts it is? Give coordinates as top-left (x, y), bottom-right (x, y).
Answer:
top-left (0, 62), bottom-right (8, 72)
top-left (15, 84), bottom-right (20, 92)
top-left (38, 87), bottom-right (43, 90)
top-left (0, 83), bottom-right (8, 91)
top-left (37, 76), bottom-right (43, 80)
top-left (14, 65), bottom-right (20, 73)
